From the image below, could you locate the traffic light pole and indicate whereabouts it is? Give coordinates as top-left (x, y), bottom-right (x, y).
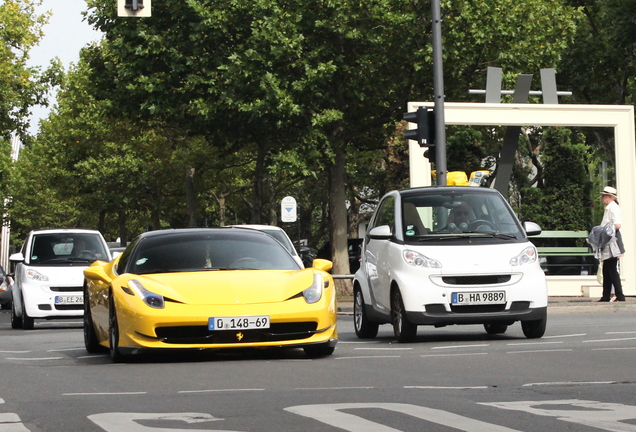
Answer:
top-left (431, 0), bottom-right (447, 186)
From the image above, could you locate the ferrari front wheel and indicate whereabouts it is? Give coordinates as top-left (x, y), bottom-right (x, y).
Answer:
top-left (84, 286), bottom-right (103, 353)
top-left (303, 342), bottom-right (335, 358)
top-left (108, 295), bottom-right (125, 363)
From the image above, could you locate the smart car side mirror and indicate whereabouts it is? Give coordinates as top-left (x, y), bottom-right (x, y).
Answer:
top-left (9, 252), bottom-right (24, 263)
top-left (368, 225), bottom-right (392, 240)
top-left (523, 221), bottom-right (542, 236)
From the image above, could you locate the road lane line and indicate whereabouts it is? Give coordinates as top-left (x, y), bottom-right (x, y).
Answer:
top-left (543, 333), bottom-right (586, 338)
top-left (506, 341), bottom-right (563, 346)
top-left (63, 392), bottom-right (147, 396)
top-left (335, 355), bottom-right (401, 360)
top-left (522, 381), bottom-right (615, 387)
top-left (406, 385), bottom-right (488, 389)
top-left (431, 344), bottom-right (489, 350)
top-left (295, 386), bottom-right (375, 391)
top-left (583, 337), bottom-right (636, 343)
top-left (354, 347), bottom-right (412, 350)
top-left (178, 388), bottom-right (264, 394)
top-left (422, 353), bottom-right (487, 358)
top-left (507, 349), bottom-right (572, 354)
top-left (5, 357), bottom-right (64, 361)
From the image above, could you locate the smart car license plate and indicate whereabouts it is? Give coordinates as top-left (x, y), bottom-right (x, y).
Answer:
top-left (55, 295), bottom-right (83, 305)
top-left (208, 316), bottom-right (270, 330)
top-left (451, 291), bottom-right (505, 305)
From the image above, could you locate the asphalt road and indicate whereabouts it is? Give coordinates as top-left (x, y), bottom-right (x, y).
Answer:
top-left (1, 303), bottom-right (635, 432)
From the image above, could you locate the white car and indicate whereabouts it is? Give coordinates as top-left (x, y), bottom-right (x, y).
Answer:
top-left (9, 228), bottom-right (112, 329)
top-left (353, 186), bottom-right (548, 342)
top-left (230, 224), bottom-right (305, 268)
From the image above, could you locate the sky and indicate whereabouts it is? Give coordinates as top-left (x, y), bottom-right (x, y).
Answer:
top-left (27, 0), bottom-right (103, 135)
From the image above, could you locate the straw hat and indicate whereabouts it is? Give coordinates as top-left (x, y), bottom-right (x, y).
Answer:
top-left (601, 186), bottom-right (617, 197)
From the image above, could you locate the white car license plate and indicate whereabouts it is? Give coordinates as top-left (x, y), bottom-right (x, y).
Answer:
top-left (451, 291), bottom-right (505, 305)
top-left (55, 295), bottom-right (83, 305)
top-left (208, 316), bottom-right (270, 331)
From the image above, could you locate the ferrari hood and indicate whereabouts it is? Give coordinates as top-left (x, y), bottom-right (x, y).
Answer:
top-left (134, 269), bottom-right (317, 305)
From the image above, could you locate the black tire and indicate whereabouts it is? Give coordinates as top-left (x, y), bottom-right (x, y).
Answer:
top-left (108, 295), bottom-right (125, 363)
top-left (1, 301), bottom-right (10, 310)
top-left (484, 323), bottom-right (508, 334)
top-left (22, 306), bottom-right (34, 330)
top-left (84, 286), bottom-right (104, 353)
top-left (521, 316), bottom-right (547, 339)
top-left (303, 343), bottom-right (335, 358)
top-left (10, 297), bottom-right (22, 329)
top-left (353, 288), bottom-right (379, 339)
top-left (391, 289), bottom-right (417, 343)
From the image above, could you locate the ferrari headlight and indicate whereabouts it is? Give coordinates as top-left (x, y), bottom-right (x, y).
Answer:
top-left (127, 279), bottom-right (165, 309)
top-left (402, 250), bottom-right (442, 268)
top-left (26, 269), bottom-right (49, 281)
top-left (303, 274), bottom-right (324, 304)
top-left (510, 246), bottom-right (537, 266)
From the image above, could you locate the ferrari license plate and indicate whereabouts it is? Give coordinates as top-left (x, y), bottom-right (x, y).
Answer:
top-left (451, 291), bottom-right (505, 305)
top-left (55, 295), bottom-right (83, 305)
top-left (208, 316), bottom-right (270, 331)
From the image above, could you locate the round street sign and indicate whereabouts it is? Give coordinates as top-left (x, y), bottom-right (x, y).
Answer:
top-left (281, 196), bottom-right (297, 223)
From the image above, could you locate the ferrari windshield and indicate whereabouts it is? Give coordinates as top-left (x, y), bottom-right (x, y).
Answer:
top-left (126, 230), bottom-right (300, 275)
top-left (401, 189), bottom-right (525, 239)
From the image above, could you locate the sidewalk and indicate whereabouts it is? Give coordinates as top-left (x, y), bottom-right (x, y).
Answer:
top-left (336, 296), bottom-right (636, 315)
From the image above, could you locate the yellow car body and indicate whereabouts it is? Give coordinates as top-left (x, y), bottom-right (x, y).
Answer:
top-left (83, 228), bottom-right (338, 361)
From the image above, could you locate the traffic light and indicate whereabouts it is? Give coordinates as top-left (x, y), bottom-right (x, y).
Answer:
top-left (125, 0), bottom-right (144, 11)
top-left (424, 146), bottom-right (436, 162)
top-left (403, 107), bottom-right (435, 147)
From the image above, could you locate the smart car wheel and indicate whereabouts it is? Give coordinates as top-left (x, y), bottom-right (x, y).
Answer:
top-left (521, 316), bottom-right (547, 339)
top-left (22, 305), bottom-right (34, 330)
top-left (484, 323), bottom-right (508, 334)
top-left (109, 295), bottom-right (125, 362)
top-left (353, 288), bottom-right (378, 339)
top-left (84, 287), bottom-right (103, 353)
top-left (10, 298), bottom-right (22, 329)
top-left (391, 289), bottom-right (417, 343)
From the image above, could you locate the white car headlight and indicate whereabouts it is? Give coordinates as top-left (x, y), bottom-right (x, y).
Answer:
top-left (510, 246), bottom-right (538, 266)
top-left (402, 250), bottom-right (442, 268)
top-left (127, 279), bottom-right (165, 309)
top-left (303, 273), bottom-right (324, 304)
top-left (26, 269), bottom-right (49, 281)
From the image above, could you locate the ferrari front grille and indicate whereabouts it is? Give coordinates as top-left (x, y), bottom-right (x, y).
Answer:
top-left (155, 322), bottom-right (319, 345)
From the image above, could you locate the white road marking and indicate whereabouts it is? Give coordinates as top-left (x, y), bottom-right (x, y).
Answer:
top-left (4, 357), bottom-right (63, 361)
top-left (64, 392), bottom-right (147, 396)
top-left (507, 349), bottom-right (572, 354)
top-left (178, 388), bottom-right (264, 394)
top-left (522, 381), bottom-right (615, 387)
top-left (421, 353), bottom-right (488, 358)
top-left (354, 347), bottom-right (412, 350)
top-left (335, 355), bottom-right (402, 360)
top-left (295, 386), bottom-right (375, 391)
top-left (431, 344), bottom-right (489, 350)
top-left (506, 341), bottom-right (562, 346)
top-left (583, 337), bottom-right (636, 343)
top-left (543, 333), bottom-right (586, 338)
top-left (405, 385), bottom-right (488, 390)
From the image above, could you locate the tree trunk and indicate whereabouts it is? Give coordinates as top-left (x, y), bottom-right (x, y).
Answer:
top-left (329, 145), bottom-right (352, 296)
top-left (185, 166), bottom-right (197, 227)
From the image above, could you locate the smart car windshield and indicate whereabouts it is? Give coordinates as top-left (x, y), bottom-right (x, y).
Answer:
top-left (29, 233), bottom-right (109, 265)
top-left (401, 190), bottom-right (524, 239)
top-left (127, 231), bottom-right (300, 275)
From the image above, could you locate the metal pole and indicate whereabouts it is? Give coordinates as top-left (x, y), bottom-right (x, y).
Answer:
top-left (431, 0), bottom-right (447, 186)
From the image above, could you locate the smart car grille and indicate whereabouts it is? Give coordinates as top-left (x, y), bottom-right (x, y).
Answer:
top-left (50, 286), bottom-right (82, 292)
top-left (54, 304), bottom-right (83, 311)
top-left (442, 275), bottom-right (511, 285)
top-left (450, 304), bottom-right (506, 313)
top-left (154, 322), bottom-right (318, 345)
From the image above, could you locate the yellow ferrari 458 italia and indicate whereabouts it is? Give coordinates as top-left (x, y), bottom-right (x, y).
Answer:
top-left (83, 228), bottom-right (338, 362)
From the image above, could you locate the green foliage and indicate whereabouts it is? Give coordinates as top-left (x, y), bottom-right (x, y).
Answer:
top-left (518, 128), bottom-right (592, 231)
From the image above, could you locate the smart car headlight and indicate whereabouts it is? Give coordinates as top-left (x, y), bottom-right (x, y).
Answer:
top-left (402, 250), bottom-right (442, 268)
top-left (510, 246), bottom-right (538, 266)
top-left (26, 269), bottom-right (49, 281)
top-left (127, 279), bottom-right (165, 309)
top-left (303, 273), bottom-right (324, 304)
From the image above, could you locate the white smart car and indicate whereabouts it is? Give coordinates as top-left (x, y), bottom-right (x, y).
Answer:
top-left (9, 228), bottom-right (112, 329)
top-left (353, 186), bottom-right (548, 342)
